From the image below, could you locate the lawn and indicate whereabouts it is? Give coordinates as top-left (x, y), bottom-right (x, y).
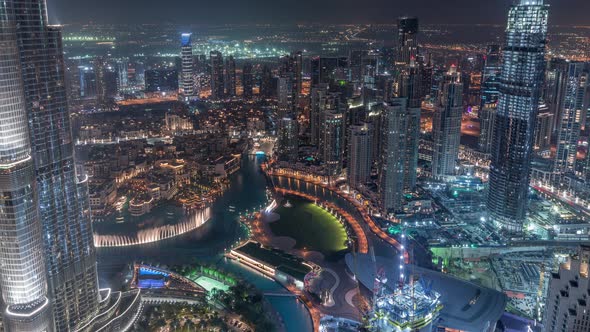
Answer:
top-left (270, 198), bottom-right (349, 257)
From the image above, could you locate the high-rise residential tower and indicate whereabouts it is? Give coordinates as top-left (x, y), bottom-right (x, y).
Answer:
top-left (379, 99), bottom-right (408, 214)
top-left (487, 0), bottom-right (549, 232)
top-left (210, 50), bottom-right (224, 99)
top-left (280, 52), bottom-right (303, 101)
top-left (242, 62), bottom-right (253, 99)
top-left (348, 125), bottom-right (372, 189)
top-left (260, 65), bottom-right (273, 99)
top-left (320, 111), bottom-right (346, 177)
top-left (554, 61), bottom-right (589, 174)
top-left (544, 58), bottom-right (569, 135)
top-left (431, 66), bottom-right (463, 178)
top-left (310, 84), bottom-right (330, 146)
top-left (399, 59), bottom-right (422, 190)
top-left (277, 117), bottom-right (299, 163)
top-left (534, 102), bottom-right (553, 151)
top-left (180, 33), bottom-right (194, 99)
top-left (544, 246), bottom-right (590, 332)
top-left (277, 76), bottom-right (294, 118)
top-left (225, 55), bottom-right (236, 97)
top-left (396, 17), bottom-right (419, 66)
top-left (478, 45), bottom-right (501, 154)
top-left (0, 2), bottom-right (52, 330)
top-left (12, 0), bottom-right (101, 329)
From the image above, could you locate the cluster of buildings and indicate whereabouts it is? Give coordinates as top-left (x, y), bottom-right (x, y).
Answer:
top-left (76, 107), bottom-right (250, 220)
top-left (268, 0), bottom-right (590, 239)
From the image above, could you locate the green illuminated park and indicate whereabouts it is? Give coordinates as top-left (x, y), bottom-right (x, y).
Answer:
top-left (270, 198), bottom-right (349, 257)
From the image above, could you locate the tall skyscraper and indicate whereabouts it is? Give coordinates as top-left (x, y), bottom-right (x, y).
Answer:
top-left (399, 59), bottom-right (422, 190)
top-left (320, 111), bottom-right (346, 177)
top-left (12, 0), bottom-right (101, 329)
top-left (277, 117), bottom-right (299, 163)
top-left (210, 50), bottom-right (224, 99)
top-left (310, 84), bottom-right (330, 146)
top-left (554, 61), bottom-right (589, 174)
top-left (348, 125), bottom-right (372, 189)
top-left (280, 52), bottom-right (303, 100)
top-left (225, 55), bottom-right (236, 97)
top-left (0, 3), bottom-right (52, 329)
top-left (419, 54), bottom-right (433, 99)
top-left (396, 17), bottom-right (419, 66)
top-left (93, 57), bottom-right (108, 106)
top-left (534, 102), bottom-right (553, 151)
top-left (544, 246), bottom-right (590, 332)
top-left (544, 58), bottom-right (569, 135)
top-left (478, 45), bottom-right (501, 154)
top-left (180, 33), bottom-right (194, 99)
top-left (379, 99), bottom-right (408, 214)
top-left (260, 65), bottom-right (273, 99)
top-left (116, 59), bottom-right (129, 90)
top-left (487, 0), bottom-right (549, 232)
top-left (242, 62), bottom-right (253, 99)
top-left (277, 76), bottom-right (294, 118)
top-left (431, 66), bottom-right (463, 178)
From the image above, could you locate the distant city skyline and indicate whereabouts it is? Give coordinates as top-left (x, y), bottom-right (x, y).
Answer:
top-left (48, 0), bottom-right (589, 26)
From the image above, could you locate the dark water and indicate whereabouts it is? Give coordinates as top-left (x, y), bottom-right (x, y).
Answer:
top-left (97, 155), bottom-right (312, 332)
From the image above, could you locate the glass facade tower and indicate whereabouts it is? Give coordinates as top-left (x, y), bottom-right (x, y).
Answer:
top-left (0, 1), bottom-right (52, 330)
top-left (12, 0), bottom-right (100, 330)
top-left (396, 17), bottom-right (419, 66)
top-left (180, 33), bottom-right (194, 99)
top-left (554, 62), bottom-right (589, 174)
top-left (431, 66), bottom-right (463, 178)
top-left (478, 45), bottom-right (501, 154)
top-left (487, 0), bottom-right (549, 232)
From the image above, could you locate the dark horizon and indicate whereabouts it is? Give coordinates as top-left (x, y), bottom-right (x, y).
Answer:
top-left (48, 0), bottom-right (590, 26)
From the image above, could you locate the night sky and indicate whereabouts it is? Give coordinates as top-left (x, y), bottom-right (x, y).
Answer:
top-left (48, 0), bottom-right (589, 25)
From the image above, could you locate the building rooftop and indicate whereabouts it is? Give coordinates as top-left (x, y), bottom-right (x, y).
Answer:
top-left (234, 241), bottom-right (312, 280)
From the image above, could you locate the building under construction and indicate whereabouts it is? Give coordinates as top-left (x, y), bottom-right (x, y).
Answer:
top-left (371, 280), bottom-right (442, 331)
top-left (345, 253), bottom-right (506, 332)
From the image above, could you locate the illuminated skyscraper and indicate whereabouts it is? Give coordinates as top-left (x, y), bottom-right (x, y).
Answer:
top-left (242, 62), bottom-right (253, 99)
top-left (0, 2), bottom-right (52, 330)
top-left (277, 117), bottom-right (299, 163)
top-left (210, 50), bottom-right (224, 99)
top-left (544, 246), bottom-right (590, 332)
top-left (478, 45), bottom-right (501, 154)
top-left (277, 75), bottom-right (294, 118)
top-left (554, 61), bottom-right (589, 174)
top-left (225, 55), bottom-right (236, 97)
top-left (348, 125), bottom-right (372, 189)
top-left (544, 58), bottom-right (569, 134)
top-left (431, 66), bottom-right (463, 178)
top-left (310, 84), bottom-right (330, 146)
top-left (180, 33), bottom-right (194, 99)
top-left (321, 111), bottom-right (345, 177)
top-left (399, 59), bottom-right (422, 190)
top-left (12, 0), bottom-right (101, 329)
top-left (487, 0), bottom-right (549, 232)
top-left (396, 17), bottom-right (419, 66)
top-left (379, 99), bottom-right (408, 214)
top-left (260, 65), bottom-right (273, 99)
top-left (280, 51), bottom-right (303, 101)
top-left (534, 102), bottom-right (553, 151)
